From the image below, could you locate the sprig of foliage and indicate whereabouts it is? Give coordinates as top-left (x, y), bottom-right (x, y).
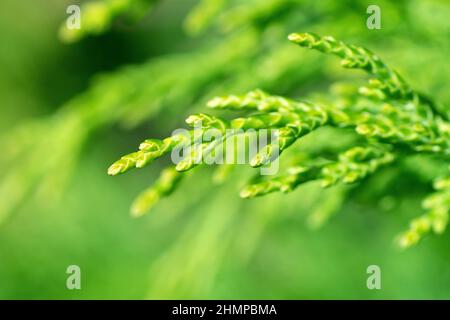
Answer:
top-left (109, 32), bottom-right (449, 248)
top-left (59, 0), bottom-right (155, 43)
top-left (131, 167), bottom-right (183, 217)
top-left (288, 32), bottom-right (414, 101)
top-left (288, 32), bottom-right (448, 121)
top-left (0, 28), bottom-right (259, 225)
top-left (3, 2), bottom-right (449, 248)
top-left (398, 171), bottom-right (450, 248)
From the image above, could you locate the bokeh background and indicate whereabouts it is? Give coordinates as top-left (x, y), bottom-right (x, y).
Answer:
top-left (0, 0), bottom-right (449, 299)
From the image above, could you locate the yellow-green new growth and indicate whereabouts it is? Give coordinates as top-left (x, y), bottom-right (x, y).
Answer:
top-left (131, 167), bottom-right (183, 217)
top-left (240, 166), bottom-right (319, 198)
top-left (320, 145), bottom-right (395, 187)
top-left (288, 32), bottom-right (413, 101)
top-left (59, 0), bottom-right (155, 43)
top-left (399, 173), bottom-right (450, 248)
top-left (107, 130), bottom-right (197, 176)
top-left (288, 32), bottom-right (448, 121)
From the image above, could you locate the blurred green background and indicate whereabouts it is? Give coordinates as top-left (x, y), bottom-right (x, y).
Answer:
top-left (0, 0), bottom-right (449, 299)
